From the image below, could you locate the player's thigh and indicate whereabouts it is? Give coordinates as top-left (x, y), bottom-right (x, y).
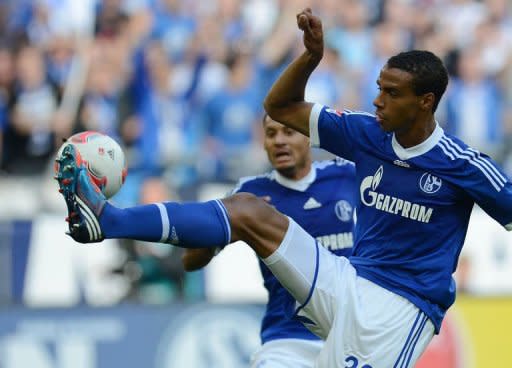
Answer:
top-left (315, 277), bottom-right (435, 368)
top-left (262, 218), bottom-right (346, 339)
top-left (250, 339), bottom-right (323, 368)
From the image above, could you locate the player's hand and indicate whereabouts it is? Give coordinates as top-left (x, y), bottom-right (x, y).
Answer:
top-left (296, 8), bottom-right (324, 59)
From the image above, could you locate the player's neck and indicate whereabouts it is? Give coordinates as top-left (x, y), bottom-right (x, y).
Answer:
top-left (277, 164), bottom-right (312, 181)
top-left (274, 164), bottom-right (315, 192)
top-left (395, 117), bottom-right (436, 148)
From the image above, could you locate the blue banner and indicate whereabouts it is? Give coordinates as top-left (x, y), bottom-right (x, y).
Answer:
top-left (0, 304), bottom-right (265, 368)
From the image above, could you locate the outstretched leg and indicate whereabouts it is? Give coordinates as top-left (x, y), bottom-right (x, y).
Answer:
top-left (55, 144), bottom-right (288, 257)
top-left (56, 144), bottom-right (315, 306)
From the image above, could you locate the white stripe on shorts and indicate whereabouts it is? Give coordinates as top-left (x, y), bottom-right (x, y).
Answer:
top-left (393, 311), bottom-right (428, 368)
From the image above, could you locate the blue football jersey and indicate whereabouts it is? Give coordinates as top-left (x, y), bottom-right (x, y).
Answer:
top-left (232, 159), bottom-right (357, 343)
top-left (310, 103), bottom-right (512, 332)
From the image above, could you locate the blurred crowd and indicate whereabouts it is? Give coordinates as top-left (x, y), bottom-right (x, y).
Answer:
top-left (0, 0), bottom-right (512, 304)
top-left (1, 0), bottom-right (512, 192)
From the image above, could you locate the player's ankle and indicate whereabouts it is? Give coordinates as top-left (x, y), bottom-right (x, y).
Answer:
top-left (97, 202), bottom-right (117, 238)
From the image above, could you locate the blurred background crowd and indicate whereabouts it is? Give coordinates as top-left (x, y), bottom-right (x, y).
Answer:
top-left (0, 0), bottom-right (512, 307)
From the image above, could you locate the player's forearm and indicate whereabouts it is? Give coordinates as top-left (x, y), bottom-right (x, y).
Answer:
top-left (263, 51), bottom-right (321, 136)
top-left (181, 248), bottom-right (216, 271)
top-left (266, 50), bottom-right (321, 105)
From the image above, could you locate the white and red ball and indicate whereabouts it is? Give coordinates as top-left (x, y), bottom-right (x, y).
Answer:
top-left (56, 131), bottom-right (127, 198)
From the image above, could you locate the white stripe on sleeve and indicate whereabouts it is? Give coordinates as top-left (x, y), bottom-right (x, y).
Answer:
top-left (156, 203), bottom-right (170, 242)
top-left (309, 103), bottom-right (323, 148)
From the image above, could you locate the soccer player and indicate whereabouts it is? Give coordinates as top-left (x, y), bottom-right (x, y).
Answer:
top-left (182, 114), bottom-right (356, 368)
top-left (55, 8), bottom-right (512, 367)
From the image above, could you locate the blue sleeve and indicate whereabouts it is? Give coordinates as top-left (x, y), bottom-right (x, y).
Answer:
top-left (454, 148), bottom-right (512, 230)
top-left (309, 103), bottom-right (376, 162)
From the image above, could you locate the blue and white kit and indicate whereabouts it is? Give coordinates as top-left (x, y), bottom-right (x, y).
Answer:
top-left (232, 160), bottom-right (356, 367)
top-left (263, 103), bottom-right (512, 367)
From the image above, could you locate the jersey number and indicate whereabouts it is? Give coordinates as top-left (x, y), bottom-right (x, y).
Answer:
top-left (345, 356), bottom-right (373, 368)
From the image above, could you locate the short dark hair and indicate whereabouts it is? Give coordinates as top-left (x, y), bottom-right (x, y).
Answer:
top-left (386, 50), bottom-right (449, 112)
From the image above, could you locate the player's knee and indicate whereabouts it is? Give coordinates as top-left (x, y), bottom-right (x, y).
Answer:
top-left (222, 193), bottom-right (288, 257)
top-left (225, 192), bottom-right (268, 223)
top-left (223, 193), bottom-right (280, 234)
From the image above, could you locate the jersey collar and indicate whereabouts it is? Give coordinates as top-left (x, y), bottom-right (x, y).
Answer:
top-left (272, 166), bottom-right (316, 192)
top-left (391, 123), bottom-right (444, 160)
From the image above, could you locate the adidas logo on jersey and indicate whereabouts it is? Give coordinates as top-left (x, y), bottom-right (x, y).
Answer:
top-left (303, 197), bottom-right (322, 210)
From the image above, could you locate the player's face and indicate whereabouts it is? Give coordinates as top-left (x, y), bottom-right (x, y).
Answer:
top-left (373, 66), bottom-right (425, 133)
top-left (263, 116), bottom-right (311, 179)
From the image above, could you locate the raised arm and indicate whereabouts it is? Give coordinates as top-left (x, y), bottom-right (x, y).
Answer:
top-left (263, 8), bottom-right (324, 136)
top-left (182, 248), bottom-right (217, 271)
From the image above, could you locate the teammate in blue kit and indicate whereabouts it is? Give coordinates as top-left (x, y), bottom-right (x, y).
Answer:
top-left (182, 114), bottom-right (356, 368)
top-left (55, 7), bottom-right (512, 367)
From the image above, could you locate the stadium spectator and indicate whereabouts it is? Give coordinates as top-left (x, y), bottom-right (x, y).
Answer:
top-left (443, 45), bottom-right (505, 158)
top-left (135, 41), bottom-right (203, 189)
top-left (150, 0), bottom-right (197, 62)
top-left (304, 46), bottom-right (343, 107)
top-left (198, 48), bottom-right (266, 181)
top-left (4, 45), bottom-right (61, 174)
top-left (95, 0), bottom-right (128, 39)
top-left (360, 21), bottom-right (409, 111)
top-left (436, 0), bottom-right (487, 50)
top-left (78, 51), bottom-right (125, 139)
top-left (256, 4), bottom-right (299, 102)
top-left (45, 36), bottom-right (76, 92)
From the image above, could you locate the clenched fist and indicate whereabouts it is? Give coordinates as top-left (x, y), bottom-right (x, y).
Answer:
top-left (296, 8), bottom-right (324, 59)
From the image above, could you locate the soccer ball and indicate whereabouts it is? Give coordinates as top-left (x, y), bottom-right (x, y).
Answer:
top-left (56, 131), bottom-right (127, 198)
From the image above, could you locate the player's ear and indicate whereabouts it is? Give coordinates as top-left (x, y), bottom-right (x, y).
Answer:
top-left (420, 92), bottom-right (435, 112)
